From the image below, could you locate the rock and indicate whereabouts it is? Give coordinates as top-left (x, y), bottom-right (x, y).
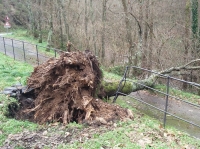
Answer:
top-left (42, 130), bottom-right (48, 136)
top-left (65, 132), bottom-right (70, 137)
top-left (96, 117), bottom-right (107, 125)
top-left (126, 109), bottom-right (134, 119)
top-left (4, 87), bottom-right (18, 92)
top-left (12, 83), bottom-right (22, 88)
top-left (22, 86), bottom-right (34, 94)
top-left (113, 123), bottom-right (117, 127)
top-left (1, 90), bottom-right (13, 95)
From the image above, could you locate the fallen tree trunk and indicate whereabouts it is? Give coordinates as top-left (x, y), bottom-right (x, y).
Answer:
top-left (102, 59), bottom-right (200, 98)
top-left (101, 75), bottom-right (155, 98)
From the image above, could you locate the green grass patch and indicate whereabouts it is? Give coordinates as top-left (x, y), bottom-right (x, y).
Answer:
top-left (0, 53), bottom-right (37, 146)
top-left (155, 84), bottom-right (200, 104)
top-left (0, 53), bottom-right (33, 90)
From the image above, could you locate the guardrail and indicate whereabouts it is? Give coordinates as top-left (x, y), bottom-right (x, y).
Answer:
top-left (0, 36), bottom-right (63, 65)
top-left (114, 66), bottom-right (200, 132)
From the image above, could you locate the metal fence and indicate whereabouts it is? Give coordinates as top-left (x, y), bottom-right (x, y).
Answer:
top-left (0, 36), bottom-right (62, 65)
top-left (114, 66), bottom-right (200, 137)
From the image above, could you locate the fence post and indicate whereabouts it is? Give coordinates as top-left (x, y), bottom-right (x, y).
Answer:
top-left (11, 39), bottom-right (15, 60)
top-left (113, 66), bottom-right (129, 103)
top-left (3, 37), bottom-right (6, 55)
top-left (22, 41), bottom-right (26, 62)
top-left (54, 48), bottom-right (57, 57)
top-left (163, 76), bottom-right (170, 128)
top-left (36, 45), bottom-right (39, 65)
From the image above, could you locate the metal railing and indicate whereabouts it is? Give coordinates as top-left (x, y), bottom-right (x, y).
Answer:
top-left (114, 66), bottom-right (200, 131)
top-left (0, 36), bottom-right (63, 65)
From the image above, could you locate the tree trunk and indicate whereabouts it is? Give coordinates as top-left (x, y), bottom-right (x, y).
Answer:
top-left (46, 0), bottom-right (53, 51)
top-left (101, 0), bottom-right (107, 64)
top-left (26, 0), bottom-right (34, 36)
top-left (191, 0), bottom-right (198, 58)
top-left (59, 0), bottom-right (70, 43)
top-left (84, 0), bottom-right (90, 49)
top-left (137, 0), bottom-right (143, 68)
top-left (57, 0), bottom-right (64, 49)
top-left (191, 0), bottom-right (199, 93)
top-left (121, 0), bottom-right (133, 65)
top-left (90, 0), bottom-right (97, 56)
top-left (182, 0), bottom-right (190, 90)
top-left (38, 0), bottom-right (43, 43)
top-left (142, 0), bottom-right (149, 68)
top-left (148, 1), bottom-right (154, 71)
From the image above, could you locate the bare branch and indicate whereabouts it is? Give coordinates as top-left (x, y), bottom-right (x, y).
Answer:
top-left (160, 59), bottom-right (200, 75)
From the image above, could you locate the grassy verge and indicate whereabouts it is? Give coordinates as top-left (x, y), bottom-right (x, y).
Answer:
top-left (0, 54), bottom-right (200, 148)
top-left (0, 53), bottom-right (33, 90)
top-left (155, 84), bottom-right (200, 104)
top-left (0, 53), bottom-right (37, 146)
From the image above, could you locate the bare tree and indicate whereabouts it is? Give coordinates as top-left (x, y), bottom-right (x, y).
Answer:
top-left (121, 0), bottom-right (134, 65)
top-left (46, 0), bottom-right (54, 51)
top-left (38, 0), bottom-right (43, 43)
top-left (101, 0), bottom-right (107, 63)
top-left (182, 0), bottom-right (191, 89)
top-left (148, 0), bottom-right (154, 70)
top-left (57, 0), bottom-right (64, 49)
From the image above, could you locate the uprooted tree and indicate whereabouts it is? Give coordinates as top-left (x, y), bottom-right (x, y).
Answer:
top-left (14, 51), bottom-right (133, 125)
top-left (9, 50), bottom-right (200, 125)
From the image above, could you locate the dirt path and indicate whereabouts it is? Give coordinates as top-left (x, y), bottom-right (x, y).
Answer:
top-left (126, 90), bottom-right (200, 138)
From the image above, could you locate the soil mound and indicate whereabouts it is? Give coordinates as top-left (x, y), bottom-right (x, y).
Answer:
top-left (14, 51), bottom-right (132, 125)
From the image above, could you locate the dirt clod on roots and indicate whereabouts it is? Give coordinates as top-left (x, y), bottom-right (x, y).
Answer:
top-left (16, 51), bottom-right (133, 125)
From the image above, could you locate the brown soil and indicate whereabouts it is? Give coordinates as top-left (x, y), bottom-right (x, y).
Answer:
top-left (15, 51), bottom-right (132, 125)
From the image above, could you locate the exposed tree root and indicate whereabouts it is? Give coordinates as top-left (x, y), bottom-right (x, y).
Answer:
top-left (14, 51), bottom-right (132, 125)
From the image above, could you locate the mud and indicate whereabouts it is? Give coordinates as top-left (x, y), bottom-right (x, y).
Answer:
top-left (12, 51), bottom-right (132, 125)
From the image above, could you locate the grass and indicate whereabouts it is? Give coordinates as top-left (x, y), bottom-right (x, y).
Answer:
top-left (155, 84), bottom-right (200, 104)
top-left (57, 97), bottom-right (200, 149)
top-left (0, 53), bottom-right (200, 148)
top-left (0, 53), bottom-right (37, 146)
top-left (0, 53), bottom-right (33, 90)
top-left (2, 29), bottom-right (55, 57)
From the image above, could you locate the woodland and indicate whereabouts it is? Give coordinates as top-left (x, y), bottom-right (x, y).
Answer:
top-left (0, 0), bottom-right (200, 92)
